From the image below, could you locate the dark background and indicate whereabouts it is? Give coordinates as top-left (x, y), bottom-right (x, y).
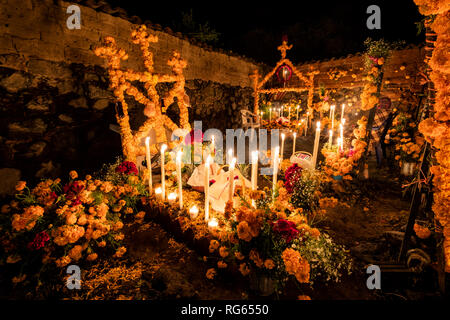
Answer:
top-left (105, 0), bottom-right (424, 64)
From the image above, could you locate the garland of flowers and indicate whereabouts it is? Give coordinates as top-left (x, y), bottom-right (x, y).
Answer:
top-left (414, 0), bottom-right (450, 272)
top-left (94, 25), bottom-right (191, 163)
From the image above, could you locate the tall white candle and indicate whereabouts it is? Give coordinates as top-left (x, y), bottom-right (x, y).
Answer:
top-left (145, 137), bottom-right (153, 195)
top-left (272, 146), bottom-right (280, 201)
top-left (176, 150), bottom-right (183, 210)
top-left (280, 133), bottom-right (285, 163)
top-left (204, 155), bottom-right (211, 221)
top-left (211, 135), bottom-right (215, 158)
top-left (341, 103), bottom-right (345, 121)
top-left (251, 150), bottom-right (258, 208)
top-left (292, 132), bottom-right (297, 156)
top-left (269, 108), bottom-right (272, 120)
top-left (228, 157), bottom-right (236, 204)
top-left (312, 121), bottom-right (321, 168)
top-left (161, 144), bottom-right (167, 200)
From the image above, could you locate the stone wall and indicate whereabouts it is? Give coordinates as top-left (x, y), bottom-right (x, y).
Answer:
top-left (0, 0), bottom-right (258, 192)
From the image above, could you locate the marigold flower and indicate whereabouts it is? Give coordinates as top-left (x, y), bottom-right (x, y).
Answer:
top-left (235, 251), bottom-right (245, 260)
top-left (239, 263), bottom-right (250, 276)
top-left (209, 239), bottom-right (220, 253)
top-left (15, 181), bottom-right (26, 191)
top-left (69, 170), bottom-right (78, 180)
top-left (264, 259), bottom-right (275, 270)
top-left (219, 246), bottom-right (229, 258)
top-left (217, 261), bottom-right (228, 269)
top-left (206, 268), bottom-right (216, 279)
top-left (87, 253), bottom-right (98, 261)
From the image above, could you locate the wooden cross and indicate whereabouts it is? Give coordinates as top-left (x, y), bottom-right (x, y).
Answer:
top-left (277, 40), bottom-right (293, 59)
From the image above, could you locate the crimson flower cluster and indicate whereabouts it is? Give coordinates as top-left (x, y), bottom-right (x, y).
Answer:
top-left (284, 163), bottom-right (303, 193)
top-left (115, 161), bottom-right (138, 176)
top-left (271, 219), bottom-right (299, 243)
top-left (27, 231), bottom-right (50, 251)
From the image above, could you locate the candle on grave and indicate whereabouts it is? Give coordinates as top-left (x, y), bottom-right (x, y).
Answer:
top-left (167, 192), bottom-right (177, 204)
top-left (340, 103), bottom-right (345, 122)
top-left (176, 150), bottom-right (183, 210)
top-left (208, 217), bottom-right (218, 230)
top-left (312, 121), bottom-right (321, 168)
top-left (328, 129), bottom-right (333, 148)
top-left (292, 132), bottom-right (297, 156)
top-left (337, 137), bottom-right (343, 152)
top-left (228, 157), bottom-right (236, 203)
top-left (155, 187), bottom-right (162, 199)
top-left (204, 155), bottom-right (212, 221)
top-left (189, 205), bottom-right (199, 219)
top-left (251, 150), bottom-right (258, 208)
top-left (296, 105), bottom-right (299, 120)
top-left (272, 146), bottom-right (280, 201)
top-left (145, 137), bottom-right (153, 195)
top-left (211, 135), bottom-right (215, 157)
top-left (269, 108), bottom-right (272, 120)
top-left (280, 133), bottom-right (285, 163)
top-left (160, 144), bottom-right (167, 200)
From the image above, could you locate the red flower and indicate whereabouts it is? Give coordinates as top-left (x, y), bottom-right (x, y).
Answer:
top-left (115, 161), bottom-right (138, 176)
top-left (27, 231), bottom-right (50, 251)
top-left (284, 163), bottom-right (302, 193)
top-left (63, 181), bottom-right (84, 206)
top-left (184, 129), bottom-right (203, 145)
top-left (271, 219), bottom-right (299, 243)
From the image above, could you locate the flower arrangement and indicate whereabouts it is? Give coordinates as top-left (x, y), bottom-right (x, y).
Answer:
top-left (321, 117), bottom-right (368, 181)
top-left (387, 112), bottom-right (425, 165)
top-left (0, 159), bottom-right (148, 287)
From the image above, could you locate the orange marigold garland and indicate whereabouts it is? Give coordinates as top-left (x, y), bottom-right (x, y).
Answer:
top-left (94, 25), bottom-right (191, 163)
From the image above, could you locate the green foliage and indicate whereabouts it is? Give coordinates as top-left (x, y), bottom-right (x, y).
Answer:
top-left (290, 169), bottom-right (322, 213)
top-left (295, 233), bottom-right (352, 283)
top-left (179, 9), bottom-right (220, 44)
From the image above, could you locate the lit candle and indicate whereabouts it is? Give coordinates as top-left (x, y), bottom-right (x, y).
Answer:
top-left (312, 121), bottom-right (321, 168)
top-left (340, 103), bottom-right (345, 122)
top-left (272, 146), bottom-right (280, 201)
top-left (328, 129), bottom-right (333, 148)
top-left (292, 132), bottom-right (297, 156)
top-left (204, 155), bottom-right (211, 221)
top-left (167, 192), bottom-right (177, 204)
top-left (211, 135), bottom-right (215, 157)
top-left (145, 137), bottom-right (153, 195)
top-left (296, 105), bottom-right (299, 120)
top-left (176, 150), bottom-right (183, 210)
top-left (160, 144), bottom-right (167, 200)
top-left (251, 150), bottom-right (258, 208)
top-left (155, 187), bottom-right (162, 199)
top-left (269, 107), bottom-right (272, 120)
top-left (280, 133), bottom-right (285, 163)
top-left (189, 205), bottom-right (199, 219)
top-left (337, 137), bottom-right (343, 152)
top-left (208, 217), bottom-right (218, 231)
top-left (228, 157), bottom-right (236, 204)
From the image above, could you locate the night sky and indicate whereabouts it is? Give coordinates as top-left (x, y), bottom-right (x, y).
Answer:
top-left (106, 0), bottom-right (424, 64)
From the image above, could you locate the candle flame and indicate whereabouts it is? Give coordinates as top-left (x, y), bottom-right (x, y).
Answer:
top-left (155, 187), bottom-right (162, 194)
top-left (161, 144), bottom-right (167, 152)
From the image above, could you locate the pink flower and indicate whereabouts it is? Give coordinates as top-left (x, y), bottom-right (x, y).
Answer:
top-left (271, 219), bottom-right (299, 243)
top-left (27, 231), bottom-right (50, 250)
top-left (184, 129), bottom-right (203, 145)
